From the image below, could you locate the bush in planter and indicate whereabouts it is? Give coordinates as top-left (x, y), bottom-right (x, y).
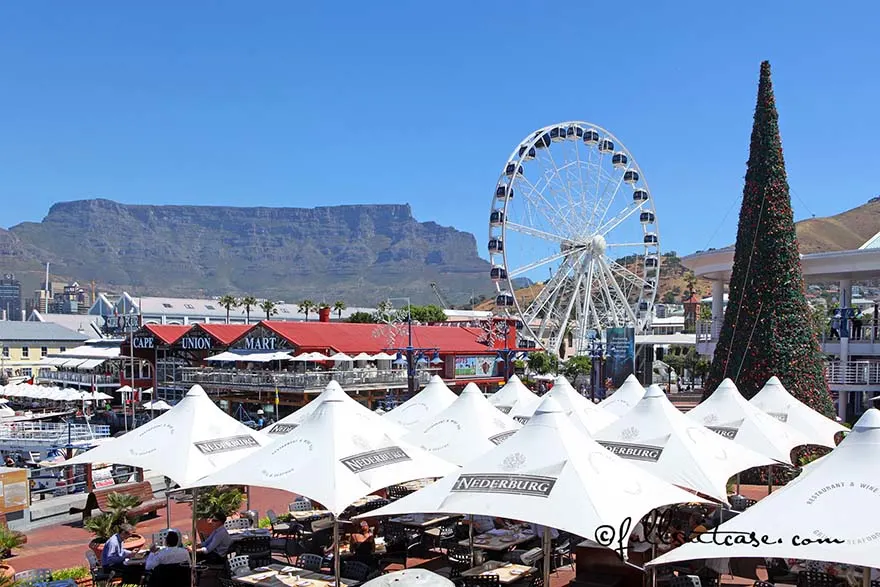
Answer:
top-left (194, 486), bottom-right (245, 539)
top-left (84, 492), bottom-right (142, 546)
top-left (53, 566), bottom-right (92, 584)
top-left (0, 527), bottom-right (25, 559)
top-left (194, 486), bottom-right (245, 520)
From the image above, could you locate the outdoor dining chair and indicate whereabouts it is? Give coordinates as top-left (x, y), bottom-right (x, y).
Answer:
top-left (14, 568), bottom-right (54, 585)
top-left (267, 509), bottom-right (296, 537)
top-left (342, 560), bottom-right (372, 582)
top-left (462, 575), bottom-right (501, 587)
top-left (297, 553), bottom-right (326, 572)
top-left (84, 550), bottom-right (114, 584)
top-left (151, 528), bottom-right (181, 548)
top-left (290, 499), bottom-right (313, 512)
top-left (225, 554), bottom-right (251, 578)
top-left (670, 575), bottom-right (703, 587)
top-left (797, 571), bottom-right (845, 587)
top-left (224, 517), bottom-right (253, 530)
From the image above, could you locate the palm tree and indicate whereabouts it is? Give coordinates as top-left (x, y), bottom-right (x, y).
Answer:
top-left (218, 295), bottom-right (239, 324)
top-left (333, 300), bottom-right (346, 320)
top-left (298, 300), bottom-right (316, 321)
top-left (241, 295), bottom-right (257, 324)
top-left (260, 299), bottom-right (278, 321)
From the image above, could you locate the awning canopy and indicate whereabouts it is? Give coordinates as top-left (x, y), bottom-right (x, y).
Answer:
top-left (205, 350), bottom-right (292, 363)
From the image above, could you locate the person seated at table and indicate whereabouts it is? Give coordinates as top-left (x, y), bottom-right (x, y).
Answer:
top-left (4, 455), bottom-right (14, 468)
top-left (687, 514), bottom-right (708, 539)
top-left (467, 515), bottom-right (502, 533)
top-left (529, 523), bottom-right (560, 542)
top-left (102, 523), bottom-right (143, 583)
top-left (196, 513), bottom-right (233, 564)
top-left (146, 531), bottom-right (191, 571)
top-left (349, 521), bottom-right (376, 564)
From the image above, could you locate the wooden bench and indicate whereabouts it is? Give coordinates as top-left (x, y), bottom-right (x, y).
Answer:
top-left (70, 481), bottom-right (166, 522)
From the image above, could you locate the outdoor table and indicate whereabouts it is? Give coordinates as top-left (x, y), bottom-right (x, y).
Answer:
top-left (462, 561), bottom-right (536, 585)
top-left (388, 513), bottom-right (455, 528)
top-left (361, 569), bottom-right (452, 587)
top-left (460, 527), bottom-right (537, 551)
top-left (232, 563), bottom-right (361, 586)
top-left (289, 509), bottom-right (332, 522)
top-left (228, 528), bottom-right (273, 539)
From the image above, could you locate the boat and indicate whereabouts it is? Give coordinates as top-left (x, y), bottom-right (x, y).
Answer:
top-left (0, 419), bottom-right (111, 463)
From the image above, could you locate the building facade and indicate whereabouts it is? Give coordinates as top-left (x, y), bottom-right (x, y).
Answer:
top-left (0, 322), bottom-right (89, 383)
top-left (0, 274), bottom-right (22, 322)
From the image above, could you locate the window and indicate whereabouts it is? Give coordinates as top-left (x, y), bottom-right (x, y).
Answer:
top-left (41, 347), bottom-right (48, 357)
top-left (162, 303), bottom-right (173, 308)
top-left (205, 304), bottom-right (216, 310)
top-left (184, 304), bottom-right (195, 309)
top-left (21, 347), bottom-right (29, 358)
top-left (59, 347), bottom-right (67, 353)
top-left (280, 308), bottom-right (290, 313)
top-left (1, 347), bottom-right (7, 358)
top-left (20, 368), bottom-right (31, 377)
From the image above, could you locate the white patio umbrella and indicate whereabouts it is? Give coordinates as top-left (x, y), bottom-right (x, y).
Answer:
top-left (331, 352), bottom-right (354, 363)
top-left (750, 376), bottom-right (847, 449)
top-left (383, 375), bottom-right (457, 431)
top-left (352, 352), bottom-right (374, 362)
top-left (65, 384), bottom-right (273, 582)
top-left (264, 380), bottom-right (408, 439)
top-left (649, 408), bottom-right (880, 570)
top-left (363, 396), bottom-right (707, 586)
top-left (686, 378), bottom-right (811, 464)
top-left (488, 374), bottom-right (541, 416)
top-left (405, 382), bottom-right (520, 466)
top-left (188, 392), bottom-right (457, 584)
top-left (65, 384), bottom-right (271, 484)
top-left (371, 352), bottom-right (396, 361)
top-left (531, 375), bottom-right (617, 435)
top-left (82, 390), bottom-right (114, 401)
top-left (594, 385), bottom-right (775, 503)
top-left (204, 351), bottom-right (240, 362)
top-left (306, 352), bottom-right (331, 361)
top-left (142, 400), bottom-right (173, 411)
top-left (598, 374), bottom-right (646, 417)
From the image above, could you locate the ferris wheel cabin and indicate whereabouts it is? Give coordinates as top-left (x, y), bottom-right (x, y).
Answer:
top-left (633, 189), bottom-right (649, 202)
top-left (644, 233), bottom-right (658, 245)
top-left (495, 292), bottom-right (516, 308)
top-left (495, 184), bottom-right (513, 199)
top-left (488, 238), bottom-right (504, 253)
top-left (489, 210), bottom-right (504, 226)
top-left (624, 170), bottom-right (640, 184)
top-left (490, 266), bottom-right (508, 281)
top-left (612, 152), bottom-right (628, 168)
top-left (583, 129), bottom-right (600, 144)
top-left (505, 163), bottom-right (524, 177)
top-left (640, 211), bottom-right (656, 224)
top-left (598, 138), bottom-right (614, 153)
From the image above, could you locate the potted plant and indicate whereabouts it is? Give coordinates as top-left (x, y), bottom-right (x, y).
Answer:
top-left (194, 485), bottom-right (245, 540)
top-left (53, 566), bottom-right (93, 586)
top-left (84, 493), bottom-right (146, 557)
top-left (0, 526), bottom-right (26, 578)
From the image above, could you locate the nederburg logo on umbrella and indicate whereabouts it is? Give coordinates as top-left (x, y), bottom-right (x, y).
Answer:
top-left (706, 426), bottom-right (739, 440)
top-left (489, 431), bottom-right (516, 445)
top-left (267, 423), bottom-right (298, 435)
top-left (194, 435), bottom-right (260, 455)
top-left (451, 474), bottom-right (557, 497)
top-left (341, 447), bottom-right (411, 473)
top-left (597, 441), bottom-right (664, 462)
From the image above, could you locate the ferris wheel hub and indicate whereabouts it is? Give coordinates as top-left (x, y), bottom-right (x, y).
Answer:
top-left (588, 234), bottom-right (607, 255)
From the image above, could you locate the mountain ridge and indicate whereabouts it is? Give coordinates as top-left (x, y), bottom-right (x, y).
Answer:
top-left (1, 199), bottom-right (491, 305)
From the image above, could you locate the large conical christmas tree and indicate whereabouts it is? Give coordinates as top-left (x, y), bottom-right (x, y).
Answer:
top-left (704, 61), bottom-right (833, 416)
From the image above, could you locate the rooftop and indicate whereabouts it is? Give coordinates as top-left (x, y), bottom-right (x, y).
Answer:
top-left (0, 321), bottom-right (90, 343)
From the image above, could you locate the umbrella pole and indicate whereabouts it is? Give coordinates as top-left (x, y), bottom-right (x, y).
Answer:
top-left (246, 485), bottom-right (251, 511)
top-left (333, 515), bottom-right (341, 586)
top-left (542, 526), bottom-right (551, 587)
top-left (191, 486), bottom-right (198, 587)
top-left (165, 477), bottom-right (171, 528)
top-left (735, 473), bottom-right (741, 495)
top-left (767, 465), bottom-right (774, 495)
top-left (862, 567), bottom-right (870, 587)
top-left (650, 543), bottom-right (657, 587)
top-left (468, 515), bottom-right (475, 566)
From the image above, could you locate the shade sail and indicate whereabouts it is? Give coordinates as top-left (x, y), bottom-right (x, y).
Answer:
top-left (383, 375), bottom-right (457, 431)
top-left (488, 375), bottom-right (541, 416)
top-left (750, 376), bottom-right (847, 449)
top-left (65, 384), bottom-right (272, 486)
top-left (650, 409), bottom-right (880, 570)
top-left (594, 385), bottom-right (775, 503)
top-left (264, 381), bottom-right (408, 439)
top-left (686, 379), bottom-right (811, 465)
top-left (598, 374), bottom-right (646, 417)
top-left (404, 383), bottom-right (520, 466)
top-left (362, 396), bottom-right (705, 551)
top-left (187, 394), bottom-right (457, 515)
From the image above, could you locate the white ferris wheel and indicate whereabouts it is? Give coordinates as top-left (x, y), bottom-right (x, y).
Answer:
top-left (488, 121), bottom-right (660, 356)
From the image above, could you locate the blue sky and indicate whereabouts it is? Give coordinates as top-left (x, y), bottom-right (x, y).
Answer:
top-left (2, 1), bottom-right (878, 259)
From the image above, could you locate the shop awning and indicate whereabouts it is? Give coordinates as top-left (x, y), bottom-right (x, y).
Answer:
top-left (74, 359), bottom-right (107, 371)
top-left (205, 350), bottom-right (292, 363)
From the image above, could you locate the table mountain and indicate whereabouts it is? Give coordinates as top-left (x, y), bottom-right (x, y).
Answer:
top-left (2, 199), bottom-right (491, 305)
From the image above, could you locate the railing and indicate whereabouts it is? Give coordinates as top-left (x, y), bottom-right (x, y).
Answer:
top-left (28, 463), bottom-right (135, 503)
top-left (695, 319), bottom-right (723, 343)
top-left (0, 421), bottom-right (111, 443)
top-left (39, 371), bottom-right (119, 386)
top-left (818, 324), bottom-right (880, 344)
top-left (824, 360), bottom-right (880, 385)
top-left (176, 368), bottom-right (432, 391)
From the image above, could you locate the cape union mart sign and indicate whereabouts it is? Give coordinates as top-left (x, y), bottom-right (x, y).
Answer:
top-left (451, 473), bottom-right (557, 497)
top-left (179, 336), bottom-right (213, 350)
top-left (132, 336), bottom-right (155, 349)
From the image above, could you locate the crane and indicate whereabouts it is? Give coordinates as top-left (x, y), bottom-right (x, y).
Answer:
top-left (429, 282), bottom-right (449, 309)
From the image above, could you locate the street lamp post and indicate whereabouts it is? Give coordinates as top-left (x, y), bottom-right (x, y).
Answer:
top-left (588, 337), bottom-right (605, 401)
top-left (385, 297), bottom-right (415, 398)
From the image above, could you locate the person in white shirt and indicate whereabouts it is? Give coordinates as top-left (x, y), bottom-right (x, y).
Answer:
top-left (145, 531), bottom-right (191, 571)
